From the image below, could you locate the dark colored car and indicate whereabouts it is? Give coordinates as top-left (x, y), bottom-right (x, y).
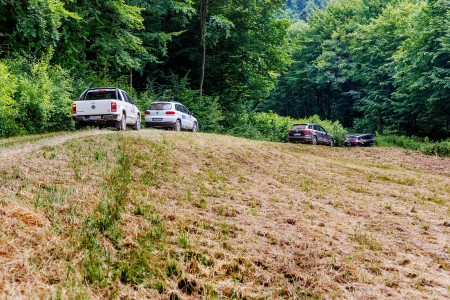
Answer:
top-left (344, 134), bottom-right (374, 147)
top-left (288, 123), bottom-right (334, 146)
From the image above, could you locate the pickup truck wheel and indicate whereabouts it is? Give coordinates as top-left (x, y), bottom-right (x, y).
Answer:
top-left (329, 139), bottom-right (334, 147)
top-left (116, 115), bottom-right (126, 131)
top-left (132, 116), bottom-right (141, 131)
top-left (174, 120), bottom-right (181, 132)
top-left (312, 136), bottom-right (318, 145)
top-left (191, 122), bottom-right (198, 132)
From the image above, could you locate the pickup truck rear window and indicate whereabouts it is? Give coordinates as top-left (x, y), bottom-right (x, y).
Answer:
top-left (83, 90), bottom-right (117, 100)
top-left (150, 103), bottom-right (172, 110)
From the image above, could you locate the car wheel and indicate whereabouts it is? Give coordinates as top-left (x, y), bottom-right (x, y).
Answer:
top-left (174, 120), bottom-right (181, 131)
top-left (329, 139), bottom-right (334, 147)
top-left (132, 116), bottom-right (141, 131)
top-left (312, 136), bottom-right (318, 145)
top-left (116, 114), bottom-right (126, 131)
top-left (191, 122), bottom-right (198, 132)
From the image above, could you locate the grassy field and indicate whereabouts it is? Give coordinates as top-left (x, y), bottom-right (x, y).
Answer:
top-left (0, 129), bottom-right (449, 299)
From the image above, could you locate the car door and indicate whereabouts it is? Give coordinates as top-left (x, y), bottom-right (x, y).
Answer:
top-left (176, 104), bottom-right (188, 129)
top-left (121, 91), bottom-right (136, 124)
top-left (315, 125), bottom-right (325, 143)
top-left (319, 126), bottom-right (330, 143)
top-left (362, 134), bottom-right (374, 146)
top-left (174, 104), bottom-right (184, 128)
top-left (182, 105), bottom-right (194, 129)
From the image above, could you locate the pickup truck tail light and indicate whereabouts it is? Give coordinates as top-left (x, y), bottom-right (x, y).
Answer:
top-left (111, 101), bottom-right (117, 112)
top-left (145, 110), bottom-right (151, 115)
top-left (72, 103), bottom-right (76, 113)
top-left (165, 111), bottom-right (176, 115)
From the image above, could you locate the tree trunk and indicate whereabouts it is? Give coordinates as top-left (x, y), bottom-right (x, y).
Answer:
top-left (376, 116), bottom-right (383, 133)
top-left (199, 0), bottom-right (210, 97)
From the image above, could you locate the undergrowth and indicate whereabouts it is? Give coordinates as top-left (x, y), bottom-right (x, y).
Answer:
top-left (375, 135), bottom-right (450, 157)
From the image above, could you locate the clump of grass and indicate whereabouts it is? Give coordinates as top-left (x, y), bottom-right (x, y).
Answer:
top-left (179, 231), bottom-right (190, 249)
top-left (350, 231), bottom-right (383, 251)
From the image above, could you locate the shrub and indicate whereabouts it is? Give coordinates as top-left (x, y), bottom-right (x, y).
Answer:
top-left (3, 56), bottom-right (74, 135)
top-left (0, 61), bottom-right (23, 137)
top-left (375, 135), bottom-right (450, 157)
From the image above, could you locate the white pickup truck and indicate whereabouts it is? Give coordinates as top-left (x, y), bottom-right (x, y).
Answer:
top-left (72, 87), bottom-right (141, 131)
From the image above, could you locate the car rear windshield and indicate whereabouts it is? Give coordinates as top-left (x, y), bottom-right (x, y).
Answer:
top-left (83, 90), bottom-right (117, 100)
top-left (150, 103), bottom-right (172, 110)
top-left (292, 124), bottom-right (307, 130)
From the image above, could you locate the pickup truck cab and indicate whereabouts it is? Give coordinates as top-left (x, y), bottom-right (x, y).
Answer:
top-left (72, 87), bottom-right (140, 131)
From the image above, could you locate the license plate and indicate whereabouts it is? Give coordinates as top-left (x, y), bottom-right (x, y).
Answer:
top-left (88, 116), bottom-right (102, 120)
top-left (152, 118), bottom-right (163, 121)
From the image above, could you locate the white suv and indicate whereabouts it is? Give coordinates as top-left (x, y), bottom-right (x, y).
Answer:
top-left (144, 102), bottom-right (198, 132)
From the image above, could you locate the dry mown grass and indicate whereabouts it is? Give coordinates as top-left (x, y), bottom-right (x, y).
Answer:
top-left (0, 129), bottom-right (449, 299)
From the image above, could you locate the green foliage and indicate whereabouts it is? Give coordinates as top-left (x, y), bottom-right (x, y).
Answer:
top-left (375, 135), bottom-right (450, 157)
top-left (0, 61), bottom-right (22, 137)
top-left (270, 0), bottom-right (450, 140)
top-left (226, 111), bottom-right (348, 145)
top-left (0, 0), bottom-right (79, 55)
top-left (226, 110), bottom-right (291, 142)
top-left (0, 56), bottom-right (74, 137)
top-left (0, 0), bottom-right (292, 140)
top-left (352, 117), bottom-right (377, 134)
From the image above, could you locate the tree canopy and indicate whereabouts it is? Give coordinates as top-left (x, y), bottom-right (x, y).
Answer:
top-left (0, 0), bottom-right (449, 140)
top-left (267, 0), bottom-right (450, 138)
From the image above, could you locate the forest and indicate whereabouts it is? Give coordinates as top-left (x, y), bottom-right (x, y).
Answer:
top-left (0, 0), bottom-right (449, 143)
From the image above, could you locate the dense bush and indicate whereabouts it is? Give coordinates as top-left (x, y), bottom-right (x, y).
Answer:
top-left (375, 135), bottom-right (450, 157)
top-left (225, 110), bottom-right (290, 142)
top-left (0, 62), bottom-right (22, 137)
top-left (0, 57), bottom-right (74, 138)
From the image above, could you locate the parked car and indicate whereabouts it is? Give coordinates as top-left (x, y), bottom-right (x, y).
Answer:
top-left (288, 123), bottom-right (334, 146)
top-left (344, 134), bottom-right (374, 147)
top-left (72, 87), bottom-right (141, 131)
top-left (144, 101), bottom-right (198, 132)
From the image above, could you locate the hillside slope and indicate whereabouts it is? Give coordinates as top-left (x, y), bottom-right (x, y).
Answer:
top-left (0, 130), bottom-right (449, 299)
